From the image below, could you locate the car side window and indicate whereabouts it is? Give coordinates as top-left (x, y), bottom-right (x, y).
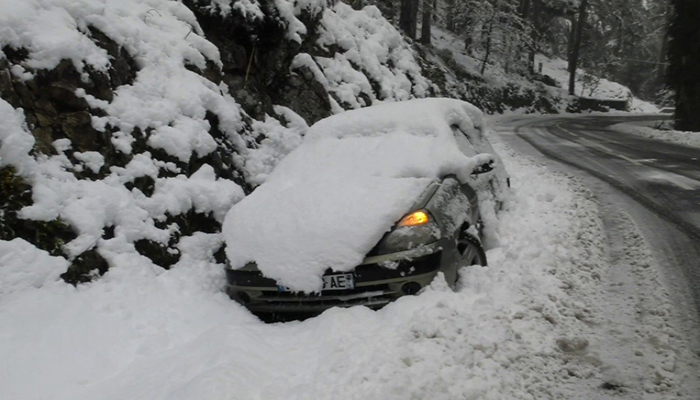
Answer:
top-left (460, 181), bottom-right (477, 206)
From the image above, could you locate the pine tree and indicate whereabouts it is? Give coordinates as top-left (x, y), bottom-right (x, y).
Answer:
top-left (667, 0), bottom-right (700, 131)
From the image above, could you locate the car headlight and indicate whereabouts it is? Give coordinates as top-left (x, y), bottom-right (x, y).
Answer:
top-left (373, 210), bottom-right (441, 255)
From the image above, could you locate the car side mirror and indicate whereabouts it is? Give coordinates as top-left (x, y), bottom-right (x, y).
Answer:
top-left (472, 160), bottom-right (494, 175)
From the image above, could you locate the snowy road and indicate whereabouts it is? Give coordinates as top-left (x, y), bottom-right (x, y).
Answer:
top-left (500, 114), bottom-right (700, 315)
top-left (516, 115), bottom-right (700, 238)
top-left (495, 114), bottom-right (700, 396)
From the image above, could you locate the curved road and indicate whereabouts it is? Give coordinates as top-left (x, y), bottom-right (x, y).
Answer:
top-left (496, 114), bottom-right (700, 334)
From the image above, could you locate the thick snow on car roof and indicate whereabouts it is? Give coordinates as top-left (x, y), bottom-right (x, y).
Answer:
top-left (223, 98), bottom-right (493, 293)
top-left (306, 98), bottom-right (486, 141)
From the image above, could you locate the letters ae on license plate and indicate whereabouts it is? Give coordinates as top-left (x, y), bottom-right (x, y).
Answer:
top-left (279, 273), bottom-right (355, 292)
top-left (322, 273), bottom-right (354, 291)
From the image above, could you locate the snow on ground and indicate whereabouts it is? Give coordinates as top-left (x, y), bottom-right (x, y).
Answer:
top-left (430, 26), bottom-right (658, 114)
top-left (534, 55), bottom-right (659, 113)
top-left (431, 26), bottom-right (484, 77)
top-left (534, 54), bottom-right (630, 100)
top-left (611, 121), bottom-right (700, 149)
top-left (0, 1), bottom-right (692, 398)
top-left (3, 126), bottom-right (695, 399)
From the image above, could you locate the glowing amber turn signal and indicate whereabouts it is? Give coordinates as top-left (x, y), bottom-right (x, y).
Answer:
top-left (398, 210), bottom-right (430, 227)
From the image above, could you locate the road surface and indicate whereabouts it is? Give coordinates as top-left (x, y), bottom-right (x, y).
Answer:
top-left (495, 113), bottom-right (700, 357)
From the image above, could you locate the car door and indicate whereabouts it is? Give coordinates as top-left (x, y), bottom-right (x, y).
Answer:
top-left (429, 177), bottom-right (477, 238)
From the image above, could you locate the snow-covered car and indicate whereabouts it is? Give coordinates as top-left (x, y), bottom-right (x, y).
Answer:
top-left (222, 98), bottom-right (509, 314)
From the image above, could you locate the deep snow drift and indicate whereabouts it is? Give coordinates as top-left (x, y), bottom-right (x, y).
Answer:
top-left (2, 1), bottom-right (697, 399)
top-left (3, 129), bottom-right (699, 399)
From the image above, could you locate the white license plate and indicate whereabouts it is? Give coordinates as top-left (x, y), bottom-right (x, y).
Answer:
top-left (322, 273), bottom-right (354, 291)
top-left (278, 273), bottom-right (355, 292)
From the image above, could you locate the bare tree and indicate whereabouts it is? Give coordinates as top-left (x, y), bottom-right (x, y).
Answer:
top-left (444, 0), bottom-right (456, 31)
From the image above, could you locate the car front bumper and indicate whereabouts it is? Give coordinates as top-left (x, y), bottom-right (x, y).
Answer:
top-left (225, 244), bottom-right (442, 314)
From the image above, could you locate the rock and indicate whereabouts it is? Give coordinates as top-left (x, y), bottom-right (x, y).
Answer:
top-left (556, 337), bottom-right (589, 353)
top-left (30, 127), bottom-right (56, 155)
top-left (134, 239), bottom-right (181, 269)
top-left (274, 69), bottom-right (331, 125)
top-left (34, 97), bottom-right (58, 117)
top-left (87, 27), bottom-right (137, 91)
top-left (56, 111), bottom-right (99, 152)
top-left (125, 175), bottom-right (156, 197)
top-left (61, 248), bottom-right (110, 285)
top-left (48, 82), bottom-right (89, 111)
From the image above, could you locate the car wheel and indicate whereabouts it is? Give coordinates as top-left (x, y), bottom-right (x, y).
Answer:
top-left (452, 232), bottom-right (487, 290)
top-left (457, 232), bottom-right (487, 267)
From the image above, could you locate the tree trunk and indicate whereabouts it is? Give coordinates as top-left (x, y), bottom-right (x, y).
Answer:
top-left (568, 0), bottom-right (588, 96)
top-left (445, 0), bottom-right (455, 31)
top-left (520, 0), bottom-right (536, 75)
top-left (400, 0), bottom-right (419, 39)
top-left (668, 0), bottom-right (700, 131)
top-left (421, 0), bottom-right (434, 45)
top-left (480, 15), bottom-right (495, 75)
top-left (566, 12), bottom-right (576, 72)
top-left (656, 4), bottom-right (671, 90)
top-left (463, 14), bottom-right (474, 52)
top-left (520, 0), bottom-right (530, 17)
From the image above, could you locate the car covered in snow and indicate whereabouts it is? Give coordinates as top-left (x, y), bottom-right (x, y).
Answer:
top-left (222, 98), bottom-right (509, 315)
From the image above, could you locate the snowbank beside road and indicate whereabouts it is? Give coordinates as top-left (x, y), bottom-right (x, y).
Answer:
top-left (534, 55), bottom-right (659, 113)
top-left (612, 121), bottom-right (700, 149)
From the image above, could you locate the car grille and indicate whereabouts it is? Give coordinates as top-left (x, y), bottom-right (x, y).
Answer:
top-left (227, 252), bottom-right (442, 313)
top-left (252, 283), bottom-right (397, 309)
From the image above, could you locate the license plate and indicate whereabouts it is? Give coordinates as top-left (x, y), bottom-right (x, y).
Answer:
top-left (322, 273), bottom-right (354, 291)
top-left (278, 273), bottom-right (355, 292)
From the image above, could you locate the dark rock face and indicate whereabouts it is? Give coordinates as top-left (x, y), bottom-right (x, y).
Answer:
top-left (0, 29), bottom-right (239, 280)
top-left (0, 166), bottom-right (76, 258)
top-left (183, 0), bottom-right (333, 125)
top-left (0, 48), bottom-right (131, 155)
top-left (61, 249), bottom-right (110, 285)
top-left (274, 65), bottom-right (332, 124)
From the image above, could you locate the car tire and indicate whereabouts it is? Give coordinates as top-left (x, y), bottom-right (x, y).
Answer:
top-left (457, 232), bottom-right (487, 267)
top-left (452, 232), bottom-right (487, 290)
